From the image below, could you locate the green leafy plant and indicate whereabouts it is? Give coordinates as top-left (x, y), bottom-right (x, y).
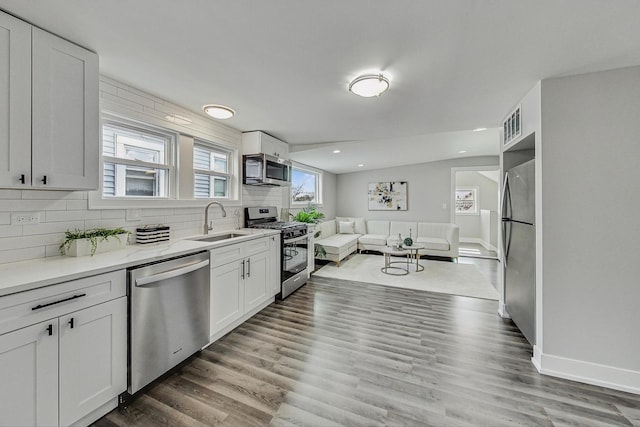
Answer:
top-left (291, 203), bottom-right (325, 224)
top-left (59, 227), bottom-right (130, 256)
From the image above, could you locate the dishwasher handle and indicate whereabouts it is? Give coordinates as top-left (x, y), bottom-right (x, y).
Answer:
top-left (135, 259), bottom-right (210, 287)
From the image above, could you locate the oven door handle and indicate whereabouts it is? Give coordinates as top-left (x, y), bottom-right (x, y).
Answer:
top-left (135, 260), bottom-right (210, 287)
top-left (283, 234), bottom-right (309, 244)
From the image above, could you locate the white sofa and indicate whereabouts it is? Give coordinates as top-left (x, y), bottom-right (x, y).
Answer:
top-left (314, 219), bottom-right (361, 266)
top-left (315, 217), bottom-right (459, 266)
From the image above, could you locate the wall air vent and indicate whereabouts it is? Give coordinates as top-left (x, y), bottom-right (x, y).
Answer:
top-left (503, 105), bottom-right (522, 145)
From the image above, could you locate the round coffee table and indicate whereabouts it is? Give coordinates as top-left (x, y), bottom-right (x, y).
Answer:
top-left (380, 246), bottom-right (410, 275)
top-left (403, 244), bottom-right (425, 272)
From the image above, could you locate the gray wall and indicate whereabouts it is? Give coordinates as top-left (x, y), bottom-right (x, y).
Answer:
top-left (541, 65), bottom-right (640, 372)
top-left (455, 171), bottom-right (499, 239)
top-left (335, 156), bottom-right (499, 221)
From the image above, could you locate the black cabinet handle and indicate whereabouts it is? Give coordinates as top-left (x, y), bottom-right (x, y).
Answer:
top-left (241, 260), bottom-right (245, 280)
top-left (19, 174), bottom-right (25, 184)
top-left (32, 293), bottom-right (86, 311)
top-left (46, 324), bottom-right (53, 336)
top-left (247, 258), bottom-right (251, 277)
top-left (41, 176), bottom-right (47, 185)
top-left (68, 318), bottom-right (75, 329)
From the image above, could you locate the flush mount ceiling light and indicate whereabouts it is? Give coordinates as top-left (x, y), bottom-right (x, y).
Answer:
top-left (202, 104), bottom-right (235, 119)
top-left (348, 73), bottom-right (390, 97)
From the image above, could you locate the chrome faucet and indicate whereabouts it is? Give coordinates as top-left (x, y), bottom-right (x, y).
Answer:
top-left (203, 201), bottom-right (227, 234)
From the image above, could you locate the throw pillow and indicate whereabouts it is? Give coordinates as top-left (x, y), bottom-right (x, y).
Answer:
top-left (338, 221), bottom-right (355, 234)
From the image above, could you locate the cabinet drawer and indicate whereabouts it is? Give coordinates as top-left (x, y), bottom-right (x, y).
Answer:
top-left (245, 237), bottom-right (269, 257)
top-left (0, 270), bottom-right (125, 335)
top-left (210, 244), bottom-right (244, 268)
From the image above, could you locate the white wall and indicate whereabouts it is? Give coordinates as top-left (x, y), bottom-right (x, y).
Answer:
top-left (336, 156), bottom-right (499, 221)
top-left (539, 65), bottom-right (640, 392)
top-left (454, 171), bottom-right (499, 241)
top-left (0, 77), bottom-right (280, 264)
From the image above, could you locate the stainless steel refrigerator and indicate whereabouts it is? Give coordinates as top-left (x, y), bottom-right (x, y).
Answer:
top-left (502, 159), bottom-right (536, 345)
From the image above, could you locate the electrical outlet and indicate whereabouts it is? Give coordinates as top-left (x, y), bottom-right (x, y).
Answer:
top-left (12, 213), bottom-right (40, 225)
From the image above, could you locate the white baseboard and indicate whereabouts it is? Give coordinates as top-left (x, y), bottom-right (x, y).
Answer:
top-left (460, 237), bottom-right (498, 252)
top-left (498, 301), bottom-right (510, 318)
top-left (537, 350), bottom-right (640, 395)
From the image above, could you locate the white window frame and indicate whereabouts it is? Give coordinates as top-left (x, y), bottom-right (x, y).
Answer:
top-left (102, 118), bottom-right (175, 199)
top-left (291, 163), bottom-right (323, 206)
top-left (193, 140), bottom-right (233, 199)
top-left (455, 187), bottom-right (479, 215)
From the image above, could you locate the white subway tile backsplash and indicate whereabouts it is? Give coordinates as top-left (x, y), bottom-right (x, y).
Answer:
top-left (0, 247), bottom-right (46, 264)
top-left (0, 233), bottom-right (64, 251)
top-left (0, 225), bottom-right (23, 238)
top-left (2, 200), bottom-right (67, 212)
top-left (22, 221), bottom-right (85, 236)
top-left (0, 213), bottom-right (10, 225)
top-left (101, 210), bottom-right (126, 219)
top-left (66, 199), bottom-right (88, 210)
top-left (21, 190), bottom-right (84, 200)
top-left (0, 190), bottom-right (22, 199)
top-left (45, 210), bottom-right (102, 222)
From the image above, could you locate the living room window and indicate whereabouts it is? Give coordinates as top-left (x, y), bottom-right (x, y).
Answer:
top-left (455, 187), bottom-right (479, 215)
top-left (102, 121), bottom-right (174, 198)
top-left (291, 165), bottom-right (322, 205)
top-left (193, 141), bottom-right (233, 199)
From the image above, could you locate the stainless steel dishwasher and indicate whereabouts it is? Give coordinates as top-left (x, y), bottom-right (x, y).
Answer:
top-left (127, 251), bottom-right (210, 395)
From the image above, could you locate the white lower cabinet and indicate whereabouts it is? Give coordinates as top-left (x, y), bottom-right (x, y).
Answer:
top-left (0, 271), bottom-right (126, 427)
top-left (209, 236), bottom-right (277, 341)
top-left (0, 320), bottom-right (58, 427)
top-left (59, 298), bottom-right (127, 426)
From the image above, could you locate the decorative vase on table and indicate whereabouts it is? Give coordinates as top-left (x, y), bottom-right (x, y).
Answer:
top-left (403, 228), bottom-right (413, 247)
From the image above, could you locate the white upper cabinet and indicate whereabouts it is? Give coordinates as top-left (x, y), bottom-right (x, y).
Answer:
top-left (242, 131), bottom-right (289, 159)
top-left (0, 11), bottom-right (99, 190)
top-left (0, 12), bottom-right (31, 188)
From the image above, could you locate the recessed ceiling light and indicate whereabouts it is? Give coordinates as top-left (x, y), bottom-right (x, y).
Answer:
top-left (458, 150), bottom-right (467, 154)
top-left (203, 104), bottom-right (235, 119)
top-left (333, 149), bottom-right (341, 154)
top-left (349, 73), bottom-right (390, 97)
top-left (473, 127), bottom-right (487, 132)
top-left (357, 164), bottom-right (364, 167)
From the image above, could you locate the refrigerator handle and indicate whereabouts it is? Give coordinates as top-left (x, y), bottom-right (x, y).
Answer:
top-left (501, 172), bottom-right (510, 266)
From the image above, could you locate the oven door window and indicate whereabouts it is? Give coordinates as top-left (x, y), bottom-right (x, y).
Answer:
top-left (283, 235), bottom-right (308, 278)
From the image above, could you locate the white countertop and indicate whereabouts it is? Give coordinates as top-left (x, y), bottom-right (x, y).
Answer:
top-left (0, 228), bottom-right (279, 297)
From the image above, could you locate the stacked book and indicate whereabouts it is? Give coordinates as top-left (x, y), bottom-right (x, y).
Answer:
top-left (136, 225), bottom-right (170, 244)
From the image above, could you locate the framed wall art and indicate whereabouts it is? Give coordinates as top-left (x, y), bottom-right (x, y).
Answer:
top-left (368, 181), bottom-right (408, 211)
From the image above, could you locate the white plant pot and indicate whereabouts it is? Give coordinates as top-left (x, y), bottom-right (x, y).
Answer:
top-left (64, 234), bottom-right (128, 257)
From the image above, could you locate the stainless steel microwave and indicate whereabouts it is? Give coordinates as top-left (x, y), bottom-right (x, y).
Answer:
top-left (243, 153), bottom-right (291, 186)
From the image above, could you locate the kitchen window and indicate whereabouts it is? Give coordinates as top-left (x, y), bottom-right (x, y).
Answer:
top-left (102, 121), bottom-right (174, 198)
top-left (193, 141), bottom-right (232, 199)
top-left (291, 165), bottom-right (322, 205)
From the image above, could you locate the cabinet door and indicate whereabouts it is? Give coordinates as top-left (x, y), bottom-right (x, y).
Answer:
top-left (244, 251), bottom-right (269, 312)
top-left (210, 260), bottom-right (244, 337)
top-left (0, 12), bottom-right (31, 188)
top-left (269, 234), bottom-right (281, 296)
top-left (31, 28), bottom-right (99, 190)
top-left (0, 320), bottom-right (58, 427)
top-left (58, 298), bottom-right (127, 426)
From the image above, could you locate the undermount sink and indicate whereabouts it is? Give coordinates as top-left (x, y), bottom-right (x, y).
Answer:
top-left (188, 233), bottom-right (248, 243)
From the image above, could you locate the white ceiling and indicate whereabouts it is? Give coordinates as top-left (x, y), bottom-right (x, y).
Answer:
top-left (2, 0), bottom-right (640, 173)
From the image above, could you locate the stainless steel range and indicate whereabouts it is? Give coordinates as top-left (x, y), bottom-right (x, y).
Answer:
top-left (245, 206), bottom-right (309, 299)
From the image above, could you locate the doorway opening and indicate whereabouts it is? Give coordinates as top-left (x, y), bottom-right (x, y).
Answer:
top-left (450, 166), bottom-right (500, 260)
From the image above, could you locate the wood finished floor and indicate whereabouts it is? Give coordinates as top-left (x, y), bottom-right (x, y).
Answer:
top-left (94, 277), bottom-right (640, 427)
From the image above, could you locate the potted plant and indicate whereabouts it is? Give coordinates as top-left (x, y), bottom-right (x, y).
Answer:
top-left (59, 227), bottom-right (130, 257)
top-left (290, 202), bottom-right (325, 224)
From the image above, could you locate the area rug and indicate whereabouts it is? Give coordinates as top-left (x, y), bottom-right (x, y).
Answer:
top-left (313, 254), bottom-right (499, 300)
